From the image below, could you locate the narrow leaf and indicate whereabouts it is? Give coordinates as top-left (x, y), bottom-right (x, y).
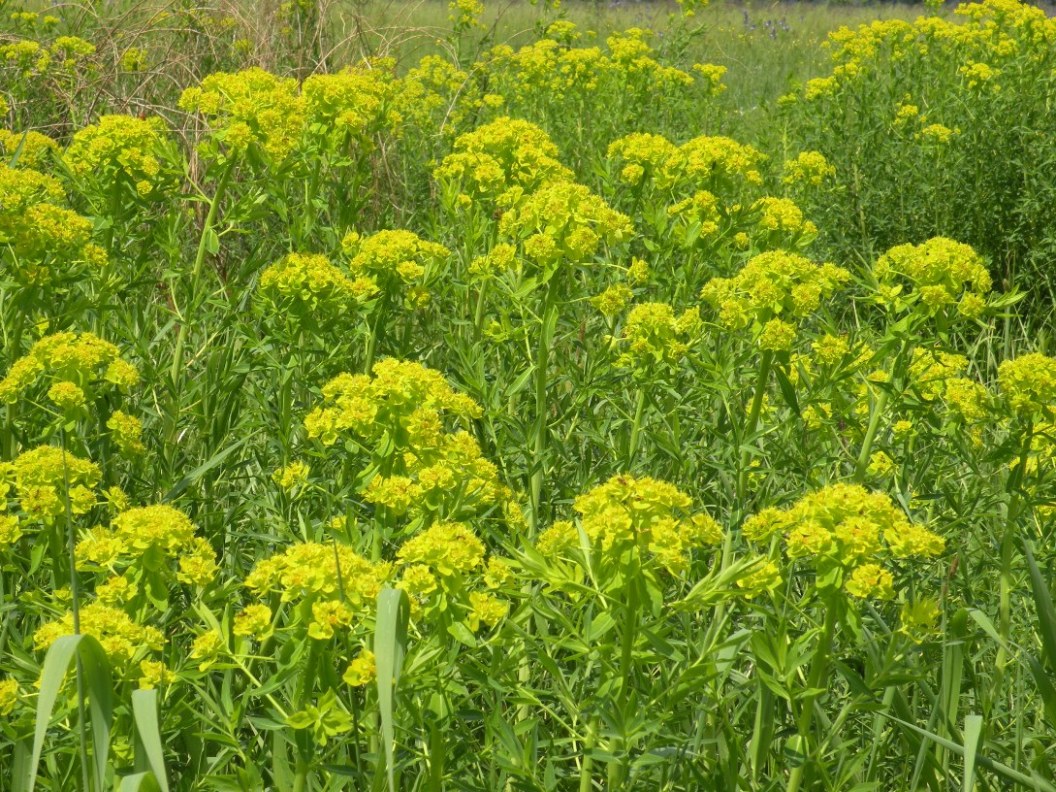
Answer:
top-left (132, 689), bottom-right (170, 792)
top-left (375, 587), bottom-right (409, 792)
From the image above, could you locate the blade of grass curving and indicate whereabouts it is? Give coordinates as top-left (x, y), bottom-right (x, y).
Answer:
top-left (375, 587), bottom-right (409, 792)
top-left (882, 713), bottom-right (1056, 791)
top-left (1023, 540), bottom-right (1056, 671)
top-left (29, 634), bottom-right (112, 792)
top-left (963, 714), bottom-right (982, 792)
top-left (120, 771), bottom-right (162, 792)
top-left (162, 437), bottom-right (247, 501)
top-left (131, 689), bottom-right (169, 792)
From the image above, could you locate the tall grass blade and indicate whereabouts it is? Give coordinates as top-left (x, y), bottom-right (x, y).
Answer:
top-left (1023, 540), bottom-right (1056, 670)
top-left (131, 689), bottom-right (169, 792)
top-left (29, 634), bottom-right (112, 792)
top-left (375, 587), bottom-right (409, 792)
top-left (962, 714), bottom-right (982, 792)
top-left (120, 771), bottom-right (162, 792)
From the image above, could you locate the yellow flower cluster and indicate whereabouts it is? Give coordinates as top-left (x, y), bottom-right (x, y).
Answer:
top-left (107, 410), bottom-right (146, 456)
top-left (34, 602), bottom-right (164, 666)
top-left (179, 68), bottom-right (305, 161)
top-left (305, 358), bottom-right (479, 445)
top-left (608, 132), bottom-right (766, 191)
top-left (0, 331), bottom-right (138, 406)
top-left (433, 117), bottom-right (572, 207)
top-left (342, 229), bottom-right (450, 306)
top-left (1, 35), bottom-right (94, 80)
top-left (302, 62), bottom-right (401, 147)
top-left (243, 542), bottom-right (388, 641)
top-left (796, 0), bottom-right (1055, 107)
top-left (613, 302), bottom-right (702, 370)
top-left (245, 541), bottom-right (388, 603)
top-left (0, 678), bottom-right (18, 716)
top-left (449, 0), bottom-right (484, 30)
top-left (0, 164), bottom-right (104, 282)
top-left (259, 252), bottom-right (369, 316)
top-left (742, 483), bottom-right (944, 599)
top-left (76, 504), bottom-right (217, 587)
top-left (998, 353), bottom-right (1056, 419)
top-left (2, 445), bottom-right (100, 524)
top-left (873, 237), bottom-right (991, 318)
top-left (701, 251), bottom-right (850, 348)
top-left (396, 521), bottom-right (509, 630)
top-left (497, 181), bottom-right (632, 268)
top-left (64, 114), bottom-right (174, 198)
top-left (537, 475), bottom-right (723, 574)
top-left (606, 132), bottom-right (681, 188)
top-left (0, 129), bottom-right (58, 169)
top-left (752, 197), bottom-right (818, 240)
top-left (307, 359), bottom-right (505, 520)
top-left (482, 25), bottom-right (697, 109)
top-left (783, 151), bottom-right (836, 187)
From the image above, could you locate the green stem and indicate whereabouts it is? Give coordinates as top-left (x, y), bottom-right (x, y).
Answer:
top-left (996, 424), bottom-right (1032, 678)
top-left (609, 580), bottom-right (639, 787)
top-left (60, 429), bottom-right (91, 792)
top-left (737, 350), bottom-right (774, 504)
top-left (854, 387), bottom-right (890, 483)
top-left (529, 282), bottom-right (558, 535)
top-left (627, 386), bottom-right (647, 468)
top-left (579, 717), bottom-right (598, 792)
top-left (169, 160), bottom-right (235, 385)
top-left (786, 598), bottom-right (838, 792)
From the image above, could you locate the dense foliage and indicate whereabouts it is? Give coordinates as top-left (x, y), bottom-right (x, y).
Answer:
top-left (2, 1), bottom-right (1056, 790)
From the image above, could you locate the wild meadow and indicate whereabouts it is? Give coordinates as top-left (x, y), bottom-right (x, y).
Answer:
top-left (2, 0), bottom-right (1056, 789)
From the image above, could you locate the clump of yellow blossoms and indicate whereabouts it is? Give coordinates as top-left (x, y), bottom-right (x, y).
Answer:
top-left (242, 542), bottom-right (389, 641)
top-left (0, 331), bottom-right (138, 406)
top-left (741, 483), bottom-right (944, 599)
top-left (449, 0), bottom-right (484, 31)
top-left (2, 445), bottom-right (100, 524)
top-left (998, 353), bottom-right (1056, 420)
top-left (307, 359), bottom-right (505, 520)
top-left (873, 237), bottom-right (991, 318)
top-left (0, 129), bottom-right (58, 169)
top-left (179, 68), bottom-right (305, 162)
top-left (397, 521), bottom-right (510, 631)
top-left (76, 504), bottom-right (217, 588)
top-left (64, 114), bottom-right (175, 198)
top-left (342, 229), bottom-right (450, 307)
top-left (259, 252), bottom-right (369, 317)
top-left (498, 181), bottom-right (632, 269)
top-left (483, 26), bottom-right (697, 114)
top-left (783, 151), bottom-right (836, 188)
top-left (305, 358), bottom-right (480, 446)
top-left (538, 475), bottom-right (723, 574)
top-left (613, 303), bottom-right (702, 371)
top-left (606, 132), bottom-right (681, 188)
top-left (607, 132), bottom-right (765, 191)
top-left (0, 164), bottom-right (105, 283)
top-left (0, 678), bottom-right (19, 716)
top-left (244, 543), bottom-right (388, 604)
top-left (701, 251), bottom-right (850, 350)
top-left (35, 602), bottom-right (164, 666)
top-left (433, 117), bottom-right (573, 207)
top-left (107, 410), bottom-right (146, 456)
top-left (301, 61), bottom-right (401, 148)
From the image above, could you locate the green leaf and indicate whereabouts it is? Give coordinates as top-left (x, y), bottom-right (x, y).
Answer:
top-left (132, 689), bottom-right (169, 792)
top-left (120, 772), bottom-right (162, 792)
top-left (29, 634), bottom-right (113, 792)
top-left (375, 587), bottom-right (409, 792)
top-left (1023, 540), bottom-right (1056, 672)
top-left (962, 714), bottom-right (982, 792)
